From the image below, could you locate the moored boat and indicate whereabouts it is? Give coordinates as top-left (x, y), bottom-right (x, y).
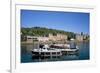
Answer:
top-left (32, 45), bottom-right (62, 58)
top-left (31, 44), bottom-right (79, 58)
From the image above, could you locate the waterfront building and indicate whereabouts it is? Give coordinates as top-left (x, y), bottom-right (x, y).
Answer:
top-left (76, 34), bottom-right (83, 41)
top-left (49, 33), bottom-right (67, 41)
top-left (76, 33), bottom-right (89, 41)
top-left (26, 33), bottom-right (68, 43)
top-left (38, 37), bottom-right (49, 42)
top-left (26, 36), bottom-right (37, 43)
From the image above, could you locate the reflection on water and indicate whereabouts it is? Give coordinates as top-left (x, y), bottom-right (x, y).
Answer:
top-left (21, 41), bottom-right (89, 63)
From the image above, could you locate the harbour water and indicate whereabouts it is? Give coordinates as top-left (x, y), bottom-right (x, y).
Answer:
top-left (21, 41), bottom-right (89, 63)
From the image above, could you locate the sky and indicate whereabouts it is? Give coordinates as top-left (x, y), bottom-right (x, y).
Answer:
top-left (21, 9), bottom-right (90, 34)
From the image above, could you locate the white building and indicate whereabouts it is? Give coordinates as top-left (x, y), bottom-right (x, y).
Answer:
top-left (76, 34), bottom-right (83, 41)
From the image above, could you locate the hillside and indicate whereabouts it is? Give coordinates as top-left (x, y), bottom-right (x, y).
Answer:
top-left (21, 27), bottom-right (76, 39)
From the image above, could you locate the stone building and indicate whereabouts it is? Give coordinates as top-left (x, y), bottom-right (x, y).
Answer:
top-left (76, 34), bottom-right (83, 41)
top-left (49, 33), bottom-right (67, 41)
top-left (26, 33), bottom-right (68, 43)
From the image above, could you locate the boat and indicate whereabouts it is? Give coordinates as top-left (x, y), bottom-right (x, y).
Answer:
top-left (32, 44), bottom-right (62, 58)
top-left (31, 43), bottom-right (79, 58)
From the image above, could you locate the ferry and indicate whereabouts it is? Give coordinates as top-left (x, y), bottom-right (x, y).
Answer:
top-left (31, 43), bottom-right (79, 58)
top-left (32, 45), bottom-right (62, 58)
